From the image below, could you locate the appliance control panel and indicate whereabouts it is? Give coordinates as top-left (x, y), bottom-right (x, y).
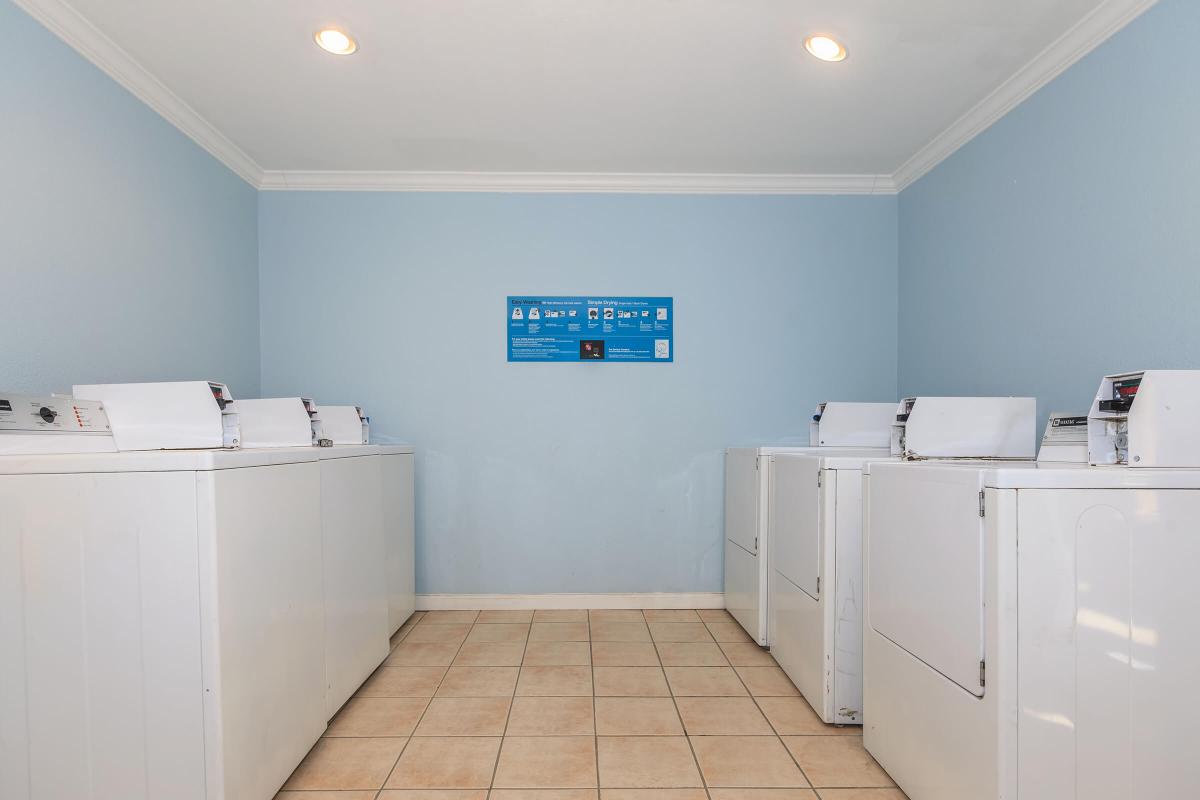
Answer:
top-left (0, 394), bottom-right (111, 434)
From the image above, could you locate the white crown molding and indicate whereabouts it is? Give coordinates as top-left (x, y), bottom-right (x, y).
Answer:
top-left (259, 170), bottom-right (897, 195)
top-left (13, 0), bottom-right (264, 186)
top-left (891, 0), bottom-right (1158, 191)
top-left (416, 592), bottom-right (725, 610)
top-left (16, 0), bottom-right (1155, 195)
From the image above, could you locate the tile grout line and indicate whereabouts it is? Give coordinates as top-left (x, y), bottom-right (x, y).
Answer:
top-left (654, 609), bottom-right (715, 799)
top-left (487, 614), bottom-right (533, 793)
top-left (372, 609), bottom-right (478, 799)
top-left (591, 611), bottom-right (600, 794)
top-left (715, 617), bottom-right (818, 794)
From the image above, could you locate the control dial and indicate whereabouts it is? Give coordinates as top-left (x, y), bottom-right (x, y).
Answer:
top-left (39, 406), bottom-right (58, 423)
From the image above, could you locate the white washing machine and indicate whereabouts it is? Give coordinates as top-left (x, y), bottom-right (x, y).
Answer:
top-left (725, 402), bottom-right (896, 646)
top-left (863, 372), bottom-right (1200, 800)
top-left (768, 395), bottom-right (1036, 723)
top-left (0, 401), bottom-right (326, 800)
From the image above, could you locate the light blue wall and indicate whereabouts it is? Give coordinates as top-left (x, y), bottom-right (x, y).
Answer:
top-left (898, 0), bottom-right (1200, 424)
top-left (259, 192), bottom-right (898, 593)
top-left (0, 1), bottom-right (260, 396)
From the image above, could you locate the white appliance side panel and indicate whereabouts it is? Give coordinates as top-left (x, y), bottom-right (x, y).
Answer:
top-left (724, 537), bottom-right (762, 644)
top-left (724, 449), bottom-right (761, 555)
top-left (321, 455), bottom-right (390, 716)
top-left (831, 469), bottom-right (864, 724)
top-left (1017, 489), bottom-right (1200, 800)
top-left (770, 455), bottom-right (822, 598)
top-left (382, 453), bottom-right (417, 632)
top-left (867, 465), bottom-right (986, 696)
top-left (199, 463), bottom-right (327, 800)
top-left (0, 472), bottom-right (205, 800)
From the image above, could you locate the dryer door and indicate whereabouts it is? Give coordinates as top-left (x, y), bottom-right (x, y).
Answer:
top-left (725, 449), bottom-right (761, 555)
top-left (770, 454), bottom-right (823, 599)
top-left (867, 465), bottom-right (986, 697)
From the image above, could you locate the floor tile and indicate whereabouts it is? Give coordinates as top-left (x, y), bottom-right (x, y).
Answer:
top-left (386, 737), bottom-right (502, 789)
top-left (421, 611), bottom-right (480, 625)
top-left (706, 623), bottom-right (754, 643)
top-left (533, 609), bottom-right (590, 622)
top-left (675, 697), bottom-right (773, 735)
top-left (664, 666), bottom-right (747, 696)
top-left (326, 697), bottom-right (429, 737)
top-left (592, 667), bottom-right (669, 697)
top-left (357, 667), bottom-right (446, 697)
top-left (642, 609), bottom-right (702, 622)
top-left (590, 622), bottom-right (652, 642)
top-left (648, 623), bottom-right (713, 643)
top-left (523, 641), bottom-right (592, 666)
top-left (812, 790), bottom-right (907, 799)
top-left (697, 610), bottom-right (736, 623)
top-left (478, 610), bottom-right (535, 623)
top-left (436, 666), bottom-right (520, 697)
top-left (414, 697), bottom-right (512, 736)
top-left (276, 791), bottom-right (380, 799)
top-left (454, 642), bottom-right (528, 667)
top-left (781, 736), bottom-right (895, 788)
top-left (493, 736), bottom-right (598, 789)
top-left (591, 642), bottom-right (660, 667)
top-left (755, 697), bottom-right (858, 736)
top-left (506, 696), bottom-right (595, 735)
top-left (466, 623), bottom-right (530, 644)
top-left (656, 641), bottom-right (729, 666)
top-left (405, 623), bottom-right (472, 644)
top-left (516, 665), bottom-right (593, 696)
top-left (594, 697), bottom-right (683, 735)
top-left (530, 622), bottom-right (590, 641)
top-left (589, 610), bottom-right (645, 623)
top-left (690, 735), bottom-right (809, 788)
top-left (388, 642), bottom-right (461, 667)
top-left (718, 642), bottom-right (777, 667)
top-left (490, 791), bottom-right (598, 800)
top-left (735, 667), bottom-right (800, 697)
top-left (596, 736), bottom-right (702, 788)
top-left (600, 791), bottom-right (708, 800)
top-left (707, 791), bottom-right (817, 799)
top-left (283, 738), bottom-right (407, 790)
top-left (379, 792), bottom-right (488, 800)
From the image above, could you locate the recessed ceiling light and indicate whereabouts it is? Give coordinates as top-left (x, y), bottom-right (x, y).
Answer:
top-left (804, 35), bottom-right (847, 63)
top-left (314, 28), bottom-right (357, 56)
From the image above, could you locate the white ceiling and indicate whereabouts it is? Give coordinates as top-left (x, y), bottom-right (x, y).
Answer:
top-left (21, 0), bottom-right (1154, 188)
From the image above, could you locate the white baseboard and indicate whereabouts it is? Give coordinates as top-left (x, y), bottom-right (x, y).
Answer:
top-left (416, 592), bottom-right (724, 611)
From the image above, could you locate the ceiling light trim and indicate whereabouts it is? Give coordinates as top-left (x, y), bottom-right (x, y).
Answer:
top-left (892, 0), bottom-right (1159, 191)
top-left (258, 171), bottom-right (898, 194)
top-left (13, 0), bottom-right (264, 186)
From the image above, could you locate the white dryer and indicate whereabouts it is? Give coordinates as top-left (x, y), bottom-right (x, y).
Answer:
top-left (862, 372), bottom-right (1200, 800)
top-left (768, 448), bottom-right (895, 724)
top-left (724, 401), bottom-right (895, 646)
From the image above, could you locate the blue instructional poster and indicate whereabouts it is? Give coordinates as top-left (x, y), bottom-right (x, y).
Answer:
top-left (508, 296), bottom-right (674, 362)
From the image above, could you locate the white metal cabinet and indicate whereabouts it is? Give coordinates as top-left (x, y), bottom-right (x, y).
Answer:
top-left (380, 446), bottom-right (416, 632)
top-left (319, 449), bottom-right (389, 717)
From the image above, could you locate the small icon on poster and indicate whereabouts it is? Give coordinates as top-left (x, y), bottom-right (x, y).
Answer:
top-left (568, 310), bottom-right (578, 317)
top-left (512, 307), bottom-right (524, 320)
top-left (654, 339), bottom-right (670, 359)
top-left (656, 308), bottom-right (668, 321)
top-left (641, 310), bottom-right (650, 317)
top-left (580, 340), bottom-right (606, 360)
top-left (588, 308), bottom-right (599, 320)
top-left (529, 307), bottom-right (541, 320)
top-left (603, 308), bottom-right (614, 320)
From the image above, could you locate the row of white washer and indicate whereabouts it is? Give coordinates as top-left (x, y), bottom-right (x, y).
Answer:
top-left (0, 387), bottom-right (416, 800)
top-left (726, 373), bottom-right (1200, 799)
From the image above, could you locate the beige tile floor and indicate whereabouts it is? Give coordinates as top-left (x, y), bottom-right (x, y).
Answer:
top-left (277, 609), bottom-right (906, 800)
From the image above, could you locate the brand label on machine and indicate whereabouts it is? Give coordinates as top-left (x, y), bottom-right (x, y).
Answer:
top-left (507, 296), bottom-right (674, 362)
